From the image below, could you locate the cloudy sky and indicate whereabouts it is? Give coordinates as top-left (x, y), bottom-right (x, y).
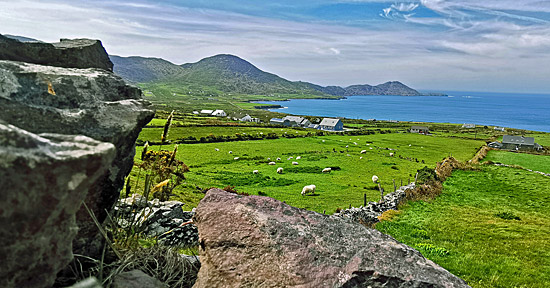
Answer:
top-left (2, 0), bottom-right (550, 93)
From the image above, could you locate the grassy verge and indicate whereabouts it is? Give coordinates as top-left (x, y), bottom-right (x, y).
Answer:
top-left (376, 166), bottom-right (550, 287)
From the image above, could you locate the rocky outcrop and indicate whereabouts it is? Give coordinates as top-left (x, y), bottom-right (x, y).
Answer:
top-left (0, 123), bottom-right (115, 288)
top-left (112, 270), bottom-right (167, 288)
top-left (0, 34), bottom-right (113, 71)
top-left (0, 40), bottom-right (154, 257)
top-left (333, 183), bottom-right (415, 226)
top-left (193, 189), bottom-right (470, 288)
top-left (115, 196), bottom-right (198, 247)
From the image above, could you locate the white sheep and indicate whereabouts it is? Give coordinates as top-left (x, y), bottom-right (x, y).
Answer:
top-left (359, 156), bottom-right (363, 159)
top-left (277, 167), bottom-right (283, 174)
top-left (322, 140), bottom-right (325, 142)
top-left (360, 150), bottom-right (367, 154)
top-left (322, 167), bottom-right (331, 173)
top-left (267, 157), bottom-right (271, 161)
top-left (288, 156), bottom-right (294, 160)
top-left (229, 151), bottom-right (232, 154)
top-left (369, 147), bottom-right (373, 150)
top-left (292, 161), bottom-right (299, 165)
top-left (215, 148), bottom-right (219, 151)
top-left (372, 175), bottom-right (379, 183)
top-left (345, 145), bottom-right (349, 148)
top-left (296, 156), bottom-right (301, 160)
top-left (268, 161), bottom-right (276, 165)
top-left (253, 170), bottom-right (259, 174)
top-left (301, 184), bottom-right (316, 196)
top-left (353, 142), bottom-right (357, 145)
top-left (276, 157), bottom-right (281, 161)
top-left (389, 152), bottom-right (394, 157)
top-left (234, 157), bottom-right (239, 160)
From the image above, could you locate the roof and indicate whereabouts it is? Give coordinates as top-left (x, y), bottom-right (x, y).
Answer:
top-left (502, 135), bottom-right (535, 146)
top-left (212, 109), bottom-right (225, 114)
top-left (200, 109), bottom-right (213, 114)
top-left (411, 126), bottom-right (429, 130)
top-left (319, 118), bottom-right (341, 127)
top-left (270, 118), bottom-right (284, 123)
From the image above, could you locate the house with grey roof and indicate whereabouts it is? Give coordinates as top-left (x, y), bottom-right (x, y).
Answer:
top-left (270, 118), bottom-right (292, 126)
top-left (282, 116), bottom-right (311, 127)
top-left (500, 135), bottom-right (543, 151)
top-left (410, 126), bottom-right (429, 134)
top-left (319, 118), bottom-right (343, 131)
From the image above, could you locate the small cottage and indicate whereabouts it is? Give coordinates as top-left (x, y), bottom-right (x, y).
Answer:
top-left (282, 116), bottom-right (311, 127)
top-left (410, 126), bottom-right (429, 134)
top-left (200, 109), bottom-right (213, 115)
top-left (211, 110), bottom-right (227, 117)
top-left (319, 118), bottom-right (343, 131)
top-left (501, 135), bottom-right (543, 151)
top-left (462, 123), bottom-right (476, 129)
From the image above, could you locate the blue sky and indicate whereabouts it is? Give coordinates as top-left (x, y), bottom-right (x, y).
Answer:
top-left (1, 0), bottom-right (550, 93)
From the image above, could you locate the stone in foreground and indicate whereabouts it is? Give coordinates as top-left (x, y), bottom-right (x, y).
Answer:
top-left (0, 124), bottom-right (115, 288)
top-left (193, 189), bottom-right (470, 288)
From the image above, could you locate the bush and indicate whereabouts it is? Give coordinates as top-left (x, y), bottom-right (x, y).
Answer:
top-left (495, 211), bottom-right (521, 221)
top-left (416, 166), bottom-right (439, 185)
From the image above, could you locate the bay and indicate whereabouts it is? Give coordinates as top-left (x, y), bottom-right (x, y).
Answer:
top-left (259, 91), bottom-right (550, 133)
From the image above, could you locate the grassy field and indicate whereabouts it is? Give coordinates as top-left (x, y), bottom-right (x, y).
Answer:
top-left (138, 126), bottom-right (311, 142)
top-left (130, 131), bottom-right (484, 213)
top-left (376, 166), bottom-right (550, 288)
top-left (483, 150), bottom-right (550, 173)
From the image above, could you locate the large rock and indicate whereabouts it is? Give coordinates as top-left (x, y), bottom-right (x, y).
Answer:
top-left (0, 123), bottom-right (115, 288)
top-left (0, 59), bottom-right (154, 256)
top-left (193, 189), bottom-right (470, 288)
top-left (0, 34), bottom-right (113, 71)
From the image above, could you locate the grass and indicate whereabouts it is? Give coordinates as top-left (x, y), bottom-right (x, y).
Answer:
top-left (138, 126), bottom-right (310, 142)
top-left (483, 150), bottom-right (550, 173)
top-left (376, 166), bottom-right (550, 288)
top-left (130, 132), bottom-right (484, 213)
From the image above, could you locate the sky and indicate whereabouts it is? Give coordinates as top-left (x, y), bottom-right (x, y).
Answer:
top-left (1, 0), bottom-right (550, 93)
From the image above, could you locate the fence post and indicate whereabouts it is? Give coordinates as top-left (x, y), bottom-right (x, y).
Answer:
top-left (393, 179), bottom-right (396, 192)
top-left (363, 193), bottom-right (367, 207)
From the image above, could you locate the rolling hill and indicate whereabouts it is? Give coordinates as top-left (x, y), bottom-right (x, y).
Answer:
top-left (111, 54), bottom-right (430, 97)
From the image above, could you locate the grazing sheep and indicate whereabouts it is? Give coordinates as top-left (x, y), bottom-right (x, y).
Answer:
top-left (369, 147), bottom-right (373, 150)
top-left (229, 151), bottom-right (232, 154)
top-left (345, 145), bottom-right (349, 148)
top-left (288, 156), bottom-right (293, 160)
top-left (409, 144), bottom-right (412, 147)
top-left (366, 143), bottom-right (370, 146)
top-left (268, 162), bottom-right (276, 165)
top-left (215, 148), bottom-right (219, 151)
top-left (296, 156), bottom-right (301, 160)
top-left (234, 157), bottom-right (239, 160)
top-left (253, 170), bottom-right (259, 174)
top-left (353, 142), bottom-right (357, 145)
top-left (292, 161), bottom-right (299, 165)
top-left (389, 152), bottom-right (394, 157)
top-left (359, 156), bottom-right (363, 159)
top-left (360, 150), bottom-right (367, 154)
top-left (322, 140), bottom-right (325, 142)
top-left (322, 167), bottom-right (331, 173)
top-left (372, 175), bottom-right (379, 183)
top-left (301, 184), bottom-right (316, 196)
top-left (277, 167), bottom-right (283, 174)
top-left (276, 157), bottom-right (281, 161)
top-left (267, 157), bottom-right (271, 161)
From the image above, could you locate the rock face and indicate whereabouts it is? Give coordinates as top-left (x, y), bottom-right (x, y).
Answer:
top-left (0, 41), bottom-right (154, 257)
top-left (0, 123), bottom-right (115, 288)
top-left (193, 189), bottom-right (470, 288)
top-left (0, 34), bottom-right (113, 71)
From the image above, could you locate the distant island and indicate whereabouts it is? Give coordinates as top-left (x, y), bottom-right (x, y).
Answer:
top-left (110, 54), bottom-right (446, 97)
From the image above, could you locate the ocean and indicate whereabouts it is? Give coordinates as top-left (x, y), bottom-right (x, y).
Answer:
top-left (259, 91), bottom-right (550, 133)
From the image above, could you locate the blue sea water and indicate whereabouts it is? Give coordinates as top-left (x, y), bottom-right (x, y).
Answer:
top-left (260, 91), bottom-right (550, 132)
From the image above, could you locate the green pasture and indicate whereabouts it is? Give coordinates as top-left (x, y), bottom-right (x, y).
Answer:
top-left (377, 166), bottom-right (550, 287)
top-left (129, 132), bottom-right (483, 212)
top-left (138, 126), bottom-right (311, 142)
top-left (483, 150), bottom-right (550, 173)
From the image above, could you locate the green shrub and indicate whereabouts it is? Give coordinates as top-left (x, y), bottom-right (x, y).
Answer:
top-left (495, 211), bottom-right (521, 221)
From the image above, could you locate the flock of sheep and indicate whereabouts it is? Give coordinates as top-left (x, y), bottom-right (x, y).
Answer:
top-left (213, 138), bottom-right (407, 196)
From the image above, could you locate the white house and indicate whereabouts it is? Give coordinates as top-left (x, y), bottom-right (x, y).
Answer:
top-left (211, 110), bottom-right (227, 117)
top-left (410, 126), bottom-right (429, 134)
top-left (200, 109), bottom-right (213, 115)
top-left (241, 114), bottom-right (260, 123)
top-left (319, 118), bottom-right (343, 131)
top-left (282, 116), bottom-right (311, 127)
top-left (462, 123), bottom-right (476, 129)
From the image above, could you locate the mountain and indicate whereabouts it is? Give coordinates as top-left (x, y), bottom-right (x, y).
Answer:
top-left (111, 54), bottom-right (431, 96)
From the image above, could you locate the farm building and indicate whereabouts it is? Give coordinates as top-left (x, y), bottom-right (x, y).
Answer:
top-left (270, 118), bottom-right (292, 126)
top-left (494, 127), bottom-right (505, 132)
top-left (211, 110), bottom-right (227, 117)
top-left (410, 126), bottom-right (430, 134)
top-left (282, 116), bottom-right (311, 127)
top-left (192, 111), bottom-right (199, 115)
top-left (319, 118), bottom-right (343, 131)
top-left (200, 109), bottom-right (213, 115)
top-left (462, 123), bottom-right (476, 128)
top-left (500, 135), bottom-right (543, 151)
top-left (241, 114), bottom-right (260, 123)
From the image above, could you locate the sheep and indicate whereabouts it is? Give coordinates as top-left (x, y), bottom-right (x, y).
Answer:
top-left (369, 147), bottom-right (373, 150)
top-left (353, 142), bottom-right (357, 145)
top-left (215, 148), bottom-right (220, 151)
top-left (234, 157), bottom-right (239, 160)
top-left (253, 170), bottom-right (259, 174)
top-left (277, 167), bottom-right (284, 174)
top-left (345, 145), bottom-right (349, 148)
top-left (389, 152), bottom-right (394, 157)
top-left (360, 150), bottom-right (367, 154)
top-left (288, 156), bottom-right (293, 160)
top-left (301, 184), bottom-right (316, 196)
top-left (228, 151), bottom-right (232, 154)
top-left (322, 167), bottom-right (331, 173)
top-left (267, 157), bottom-right (271, 161)
top-left (322, 140), bottom-right (325, 142)
top-left (276, 157), bottom-right (281, 161)
top-left (292, 161), bottom-right (299, 165)
top-left (268, 162), bottom-right (276, 165)
top-left (359, 156), bottom-right (363, 159)
top-left (296, 156), bottom-right (301, 160)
